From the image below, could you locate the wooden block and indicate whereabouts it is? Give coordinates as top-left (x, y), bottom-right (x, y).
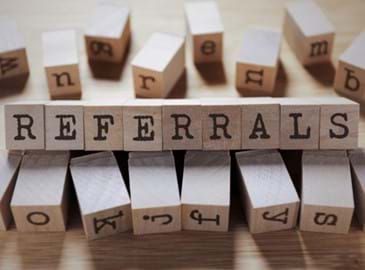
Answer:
top-left (0, 17), bottom-right (29, 79)
top-left (0, 150), bottom-right (22, 230)
top-left (84, 101), bottom-right (125, 151)
top-left (70, 152), bottom-right (132, 240)
top-left (334, 32), bottom-right (365, 101)
top-left (240, 98), bottom-right (280, 149)
top-left (11, 151), bottom-right (70, 232)
top-left (300, 150), bottom-right (354, 234)
top-left (45, 101), bottom-right (84, 150)
top-left (128, 151), bottom-right (181, 235)
top-left (85, 1), bottom-right (130, 63)
top-left (42, 29), bottom-right (81, 99)
top-left (162, 99), bottom-right (202, 150)
top-left (283, 0), bottom-right (335, 66)
top-left (279, 98), bottom-right (320, 149)
top-left (181, 151), bottom-right (230, 231)
top-left (201, 98), bottom-right (241, 150)
top-left (123, 99), bottom-right (162, 151)
top-left (184, 0), bottom-right (223, 63)
top-left (5, 101), bottom-right (45, 150)
top-left (131, 32), bottom-right (185, 98)
top-left (236, 28), bottom-right (282, 94)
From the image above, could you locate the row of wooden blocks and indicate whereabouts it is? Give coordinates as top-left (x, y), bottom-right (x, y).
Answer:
top-left (4, 97), bottom-right (359, 151)
top-left (1, 149), bottom-right (365, 240)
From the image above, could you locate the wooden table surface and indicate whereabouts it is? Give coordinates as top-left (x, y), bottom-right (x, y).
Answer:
top-left (1, 0), bottom-right (365, 269)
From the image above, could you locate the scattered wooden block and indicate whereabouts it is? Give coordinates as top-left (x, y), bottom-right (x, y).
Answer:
top-left (181, 151), bottom-right (230, 231)
top-left (300, 150), bottom-right (354, 234)
top-left (236, 28), bottom-right (282, 94)
top-left (131, 32), bottom-right (185, 98)
top-left (85, 1), bottom-right (130, 63)
top-left (162, 99), bottom-right (202, 150)
top-left (235, 150), bottom-right (300, 234)
top-left (45, 101), bottom-right (84, 150)
top-left (5, 101), bottom-right (45, 150)
top-left (334, 31), bottom-right (365, 101)
top-left (0, 16), bottom-right (29, 80)
top-left (42, 29), bottom-right (82, 99)
top-left (0, 150), bottom-right (22, 230)
top-left (128, 151), bottom-right (181, 235)
top-left (283, 0), bottom-right (335, 66)
top-left (70, 152), bottom-right (132, 240)
top-left (184, 0), bottom-right (223, 63)
top-left (11, 151), bottom-right (70, 232)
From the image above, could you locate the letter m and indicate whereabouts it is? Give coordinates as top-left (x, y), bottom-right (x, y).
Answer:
top-left (310, 40), bottom-right (329, 57)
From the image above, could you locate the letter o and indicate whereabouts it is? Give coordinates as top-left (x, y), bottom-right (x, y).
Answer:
top-left (26, 211), bottom-right (50, 225)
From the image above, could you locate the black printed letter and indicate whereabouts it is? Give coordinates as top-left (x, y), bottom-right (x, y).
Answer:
top-left (13, 114), bottom-right (36, 140)
top-left (55, 115), bottom-right (76, 140)
top-left (209, 113), bottom-right (232, 140)
top-left (289, 113), bottom-right (310, 139)
top-left (171, 114), bottom-right (193, 140)
top-left (249, 113), bottom-right (270, 139)
top-left (133, 115), bottom-right (154, 141)
top-left (329, 113), bottom-right (349, 139)
top-left (93, 115), bottom-right (114, 141)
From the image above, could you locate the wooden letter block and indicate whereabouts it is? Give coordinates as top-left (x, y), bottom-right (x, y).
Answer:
top-left (0, 150), bottom-right (22, 230)
top-left (300, 151), bottom-right (354, 234)
top-left (181, 151), bottom-right (230, 232)
top-left (201, 98), bottom-right (241, 150)
top-left (163, 99), bottom-right (202, 150)
top-left (42, 29), bottom-right (82, 99)
top-left (45, 101), bottom-right (84, 150)
top-left (184, 0), bottom-right (223, 63)
top-left (0, 17), bottom-right (29, 80)
top-left (85, 2), bottom-right (130, 63)
top-left (123, 99), bottom-right (162, 151)
top-left (70, 152), bottom-right (132, 240)
top-left (128, 152), bottom-right (181, 235)
top-left (235, 150), bottom-right (300, 234)
top-left (5, 101), bottom-right (45, 150)
top-left (131, 32), bottom-right (185, 98)
top-left (236, 28), bottom-right (282, 94)
top-left (334, 32), bottom-right (365, 101)
top-left (11, 151), bottom-right (70, 232)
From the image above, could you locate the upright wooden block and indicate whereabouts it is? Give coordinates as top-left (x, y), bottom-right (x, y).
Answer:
top-left (85, 1), bottom-right (130, 63)
top-left (236, 28), bottom-right (282, 94)
top-left (0, 151), bottom-right (22, 230)
top-left (11, 151), bottom-right (70, 232)
top-left (201, 98), bottom-right (241, 150)
top-left (241, 98), bottom-right (280, 149)
top-left (300, 151), bottom-right (354, 234)
top-left (131, 32), bottom-right (185, 98)
top-left (184, 0), bottom-right (223, 63)
top-left (123, 99), bottom-right (162, 151)
top-left (0, 17), bottom-right (29, 79)
top-left (334, 32), bottom-right (365, 101)
top-left (283, 0), bottom-right (335, 66)
top-left (5, 101), bottom-right (45, 150)
top-left (42, 29), bottom-right (82, 99)
top-left (162, 99), bottom-right (202, 150)
top-left (235, 150), bottom-right (299, 233)
top-left (45, 101), bottom-right (84, 150)
top-left (128, 151), bottom-right (181, 235)
top-left (181, 151), bottom-right (230, 232)
top-left (70, 152), bottom-right (132, 240)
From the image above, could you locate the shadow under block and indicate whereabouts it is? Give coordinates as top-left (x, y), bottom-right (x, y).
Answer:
top-left (85, 2), bottom-right (130, 63)
top-left (131, 32), bottom-right (185, 98)
top-left (42, 29), bottom-right (81, 99)
top-left (128, 151), bottom-right (181, 235)
top-left (334, 32), bottom-right (365, 101)
top-left (0, 151), bottom-right (22, 230)
top-left (162, 99), bottom-right (202, 150)
top-left (0, 17), bottom-right (29, 80)
top-left (236, 28), bottom-right (282, 94)
top-left (300, 151), bottom-right (354, 234)
top-left (5, 101), bottom-right (45, 150)
top-left (283, 0), bottom-right (335, 66)
top-left (10, 151), bottom-right (70, 232)
top-left (184, 0), bottom-right (223, 63)
top-left (235, 150), bottom-right (300, 234)
top-left (181, 151), bottom-right (230, 232)
top-left (70, 152), bottom-right (132, 240)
